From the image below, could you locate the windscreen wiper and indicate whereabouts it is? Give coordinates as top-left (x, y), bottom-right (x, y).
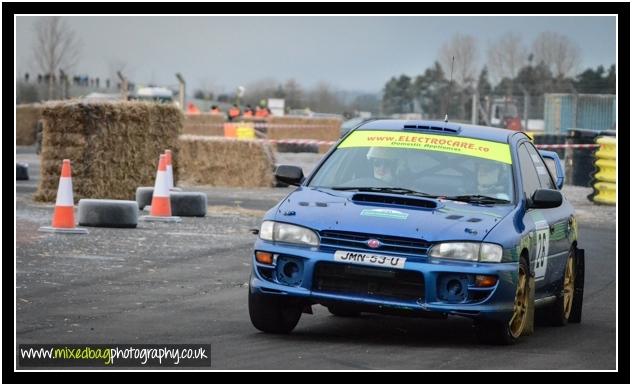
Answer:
top-left (329, 186), bottom-right (438, 198)
top-left (442, 194), bottom-right (511, 204)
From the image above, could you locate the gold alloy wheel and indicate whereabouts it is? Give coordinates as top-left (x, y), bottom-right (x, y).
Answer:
top-left (563, 252), bottom-right (575, 319)
top-left (509, 265), bottom-right (528, 338)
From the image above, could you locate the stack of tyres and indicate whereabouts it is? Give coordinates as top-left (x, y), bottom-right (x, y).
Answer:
top-left (587, 136), bottom-right (616, 205)
top-left (275, 142), bottom-right (319, 153)
top-left (564, 129), bottom-right (599, 187)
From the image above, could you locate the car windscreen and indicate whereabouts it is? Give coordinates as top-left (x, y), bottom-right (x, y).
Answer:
top-left (308, 130), bottom-right (515, 202)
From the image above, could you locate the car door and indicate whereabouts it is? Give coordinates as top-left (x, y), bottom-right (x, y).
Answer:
top-left (517, 141), bottom-right (572, 295)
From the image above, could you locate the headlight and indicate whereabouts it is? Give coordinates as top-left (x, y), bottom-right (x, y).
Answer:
top-left (259, 221), bottom-right (319, 247)
top-left (479, 243), bottom-right (503, 262)
top-left (429, 242), bottom-right (503, 263)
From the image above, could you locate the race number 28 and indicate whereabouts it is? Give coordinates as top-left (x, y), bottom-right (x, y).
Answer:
top-left (533, 224), bottom-right (550, 281)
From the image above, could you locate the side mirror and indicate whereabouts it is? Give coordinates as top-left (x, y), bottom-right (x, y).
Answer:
top-left (275, 165), bottom-right (304, 186)
top-left (539, 150), bottom-right (565, 189)
top-left (529, 189), bottom-right (563, 209)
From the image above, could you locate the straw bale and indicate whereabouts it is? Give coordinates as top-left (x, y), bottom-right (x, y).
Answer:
top-left (34, 101), bottom-right (183, 202)
top-left (181, 123), bottom-right (224, 136)
top-left (182, 114), bottom-right (225, 136)
top-left (184, 113), bottom-right (225, 126)
top-left (267, 116), bottom-right (341, 153)
top-left (16, 104), bottom-right (44, 145)
top-left (178, 135), bottom-right (275, 187)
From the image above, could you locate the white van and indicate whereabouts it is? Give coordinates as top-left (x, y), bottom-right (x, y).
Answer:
top-left (134, 87), bottom-right (174, 103)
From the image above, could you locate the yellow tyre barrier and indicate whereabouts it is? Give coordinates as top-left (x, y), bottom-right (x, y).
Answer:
top-left (594, 158), bottom-right (616, 183)
top-left (588, 135), bottom-right (616, 205)
top-left (594, 136), bottom-right (616, 160)
top-left (591, 182), bottom-right (616, 205)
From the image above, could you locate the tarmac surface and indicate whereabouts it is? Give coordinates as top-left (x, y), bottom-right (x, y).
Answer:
top-left (15, 147), bottom-right (617, 370)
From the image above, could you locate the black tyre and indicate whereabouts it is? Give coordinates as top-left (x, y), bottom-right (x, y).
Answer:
top-left (327, 305), bottom-right (361, 317)
top-left (544, 247), bottom-right (582, 326)
top-left (248, 290), bottom-right (302, 334)
top-left (568, 248), bottom-right (584, 323)
top-left (475, 255), bottom-right (532, 345)
top-left (16, 163), bottom-right (29, 181)
top-left (275, 143), bottom-right (319, 153)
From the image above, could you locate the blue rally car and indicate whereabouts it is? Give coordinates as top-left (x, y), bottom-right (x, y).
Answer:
top-left (249, 119), bottom-right (585, 344)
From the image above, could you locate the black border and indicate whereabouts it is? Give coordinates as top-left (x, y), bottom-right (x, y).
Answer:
top-left (6, 2), bottom-right (630, 384)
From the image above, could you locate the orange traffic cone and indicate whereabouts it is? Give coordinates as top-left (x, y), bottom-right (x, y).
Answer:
top-left (164, 149), bottom-right (181, 191)
top-left (39, 159), bottom-right (88, 234)
top-left (140, 154), bottom-right (181, 223)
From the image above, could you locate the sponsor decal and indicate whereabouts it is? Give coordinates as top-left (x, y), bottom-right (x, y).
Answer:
top-left (360, 208), bottom-right (409, 220)
top-left (338, 130), bottom-right (512, 164)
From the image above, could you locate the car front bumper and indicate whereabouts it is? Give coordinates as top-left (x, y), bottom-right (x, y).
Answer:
top-left (250, 240), bottom-right (520, 321)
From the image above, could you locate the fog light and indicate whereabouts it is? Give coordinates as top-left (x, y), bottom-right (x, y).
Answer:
top-left (283, 262), bottom-right (299, 278)
top-left (255, 251), bottom-right (273, 265)
top-left (447, 279), bottom-right (463, 296)
top-left (475, 275), bottom-right (498, 287)
top-left (438, 274), bottom-right (468, 302)
top-left (276, 256), bottom-right (303, 286)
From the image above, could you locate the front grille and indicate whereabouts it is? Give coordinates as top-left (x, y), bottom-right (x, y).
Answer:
top-left (319, 230), bottom-right (430, 256)
top-left (313, 262), bottom-right (425, 301)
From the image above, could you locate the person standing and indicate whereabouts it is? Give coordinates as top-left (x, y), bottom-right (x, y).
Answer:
top-left (228, 104), bottom-right (241, 121)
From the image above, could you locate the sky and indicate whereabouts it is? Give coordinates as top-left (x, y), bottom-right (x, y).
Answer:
top-left (15, 15), bottom-right (616, 94)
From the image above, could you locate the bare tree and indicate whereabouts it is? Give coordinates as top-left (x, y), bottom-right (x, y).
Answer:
top-left (244, 78), bottom-right (278, 106)
top-left (306, 81), bottom-right (342, 113)
top-left (439, 33), bottom-right (479, 87)
top-left (487, 33), bottom-right (527, 94)
top-left (283, 78), bottom-right (304, 109)
top-left (532, 31), bottom-right (581, 78)
top-left (32, 17), bottom-right (81, 100)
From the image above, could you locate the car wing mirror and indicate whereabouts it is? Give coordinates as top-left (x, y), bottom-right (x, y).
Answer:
top-left (275, 165), bottom-right (304, 186)
top-left (529, 188), bottom-right (563, 209)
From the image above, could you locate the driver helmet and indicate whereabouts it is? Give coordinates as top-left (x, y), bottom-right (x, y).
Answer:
top-left (366, 147), bottom-right (399, 183)
top-left (477, 161), bottom-right (509, 200)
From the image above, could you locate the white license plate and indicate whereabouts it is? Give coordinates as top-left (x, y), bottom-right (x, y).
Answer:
top-left (333, 250), bottom-right (406, 269)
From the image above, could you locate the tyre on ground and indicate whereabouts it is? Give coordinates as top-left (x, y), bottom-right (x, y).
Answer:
top-left (16, 163), bottom-right (29, 180)
top-left (475, 254), bottom-right (532, 345)
top-left (538, 247), bottom-right (583, 326)
top-left (248, 289), bottom-right (302, 334)
top-left (78, 199), bottom-right (139, 228)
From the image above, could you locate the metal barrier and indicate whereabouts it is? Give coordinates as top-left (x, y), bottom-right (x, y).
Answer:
top-left (587, 136), bottom-right (616, 205)
top-left (544, 93), bottom-right (616, 133)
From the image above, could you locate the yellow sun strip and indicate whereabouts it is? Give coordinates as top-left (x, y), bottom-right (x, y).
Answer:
top-left (338, 130), bottom-right (513, 164)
